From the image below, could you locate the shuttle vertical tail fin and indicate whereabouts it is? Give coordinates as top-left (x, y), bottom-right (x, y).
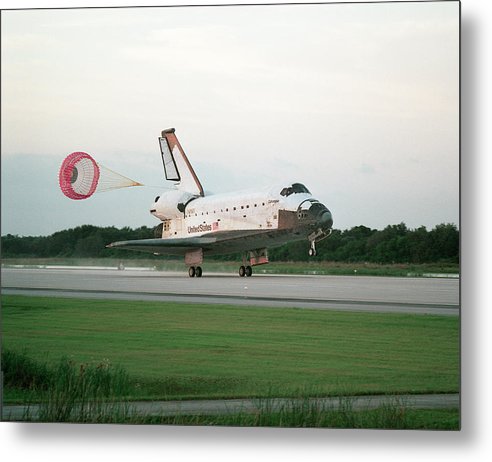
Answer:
top-left (159, 128), bottom-right (204, 197)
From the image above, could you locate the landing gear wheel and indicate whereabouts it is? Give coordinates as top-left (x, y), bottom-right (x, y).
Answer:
top-left (239, 265), bottom-right (246, 277)
top-left (245, 265), bottom-right (253, 277)
top-left (195, 266), bottom-right (203, 278)
top-left (188, 266), bottom-right (196, 278)
top-left (308, 248), bottom-right (317, 257)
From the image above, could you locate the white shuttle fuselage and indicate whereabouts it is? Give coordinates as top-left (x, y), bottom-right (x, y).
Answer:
top-left (151, 185), bottom-right (313, 239)
top-left (108, 128), bottom-right (333, 277)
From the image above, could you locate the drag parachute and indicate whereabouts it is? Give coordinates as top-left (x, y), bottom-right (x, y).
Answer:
top-left (58, 152), bottom-right (142, 200)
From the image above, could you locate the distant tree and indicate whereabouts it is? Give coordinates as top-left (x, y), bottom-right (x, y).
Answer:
top-left (74, 233), bottom-right (105, 257)
top-left (428, 223), bottom-right (460, 263)
top-left (406, 226), bottom-right (431, 263)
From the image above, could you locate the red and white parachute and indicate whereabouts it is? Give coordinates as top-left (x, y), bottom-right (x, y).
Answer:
top-left (58, 152), bottom-right (142, 200)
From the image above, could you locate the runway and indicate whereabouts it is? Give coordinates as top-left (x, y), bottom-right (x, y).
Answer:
top-left (2, 393), bottom-right (459, 421)
top-left (1, 267), bottom-right (459, 316)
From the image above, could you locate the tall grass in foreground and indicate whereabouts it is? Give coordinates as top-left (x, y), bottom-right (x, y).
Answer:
top-left (168, 397), bottom-right (410, 429)
top-left (38, 356), bottom-right (131, 422)
top-left (95, 396), bottom-right (458, 429)
top-left (3, 349), bottom-right (132, 422)
top-left (2, 349), bottom-right (459, 428)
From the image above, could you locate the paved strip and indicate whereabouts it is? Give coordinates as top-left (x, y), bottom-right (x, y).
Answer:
top-left (2, 393), bottom-right (459, 421)
top-left (1, 268), bottom-right (460, 316)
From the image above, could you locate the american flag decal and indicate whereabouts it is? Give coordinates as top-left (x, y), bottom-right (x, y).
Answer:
top-left (212, 221), bottom-right (219, 231)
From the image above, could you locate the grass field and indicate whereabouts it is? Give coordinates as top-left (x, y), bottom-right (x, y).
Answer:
top-left (2, 295), bottom-right (459, 402)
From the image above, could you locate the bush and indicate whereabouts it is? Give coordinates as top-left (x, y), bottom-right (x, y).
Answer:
top-left (2, 349), bottom-right (51, 390)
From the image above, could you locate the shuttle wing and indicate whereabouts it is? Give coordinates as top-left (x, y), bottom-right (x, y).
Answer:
top-left (107, 236), bottom-right (216, 256)
top-left (159, 128), bottom-right (204, 197)
top-left (107, 229), bottom-right (279, 257)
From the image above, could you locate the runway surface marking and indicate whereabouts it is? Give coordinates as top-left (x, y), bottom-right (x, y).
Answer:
top-left (2, 287), bottom-right (459, 316)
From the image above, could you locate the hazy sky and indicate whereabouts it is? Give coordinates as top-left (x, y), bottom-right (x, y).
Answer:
top-left (1, 1), bottom-right (459, 236)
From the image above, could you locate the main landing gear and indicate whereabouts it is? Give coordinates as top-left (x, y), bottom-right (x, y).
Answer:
top-left (188, 266), bottom-right (203, 277)
top-left (239, 265), bottom-right (253, 277)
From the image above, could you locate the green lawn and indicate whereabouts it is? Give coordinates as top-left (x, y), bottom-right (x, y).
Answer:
top-left (1, 295), bottom-right (459, 400)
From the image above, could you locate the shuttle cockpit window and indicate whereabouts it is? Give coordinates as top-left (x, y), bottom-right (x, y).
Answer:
top-left (280, 183), bottom-right (311, 197)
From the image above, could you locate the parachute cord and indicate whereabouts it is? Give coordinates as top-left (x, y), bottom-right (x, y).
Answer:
top-left (141, 184), bottom-right (179, 190)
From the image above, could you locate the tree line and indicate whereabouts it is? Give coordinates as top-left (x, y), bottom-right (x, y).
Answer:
top-left (269, 223), bottom-right (459, 264)
top-left (1, 222), bottom-right (459, 264)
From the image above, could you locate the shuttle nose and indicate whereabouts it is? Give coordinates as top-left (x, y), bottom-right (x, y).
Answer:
top-left (319, 209), bottom-right (333, 229)
top-left (308, 202), bottom-right (333, 230)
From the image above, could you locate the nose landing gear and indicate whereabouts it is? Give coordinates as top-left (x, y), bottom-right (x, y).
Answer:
top-left (308, 228), bottom-right (332, 257)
